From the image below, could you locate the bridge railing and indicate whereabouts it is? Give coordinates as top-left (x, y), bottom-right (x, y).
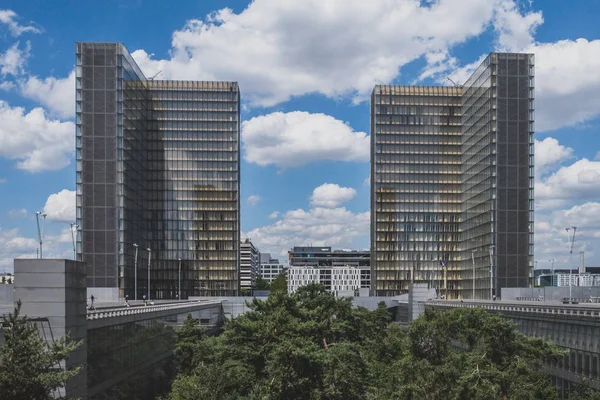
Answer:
top-left (87, 300), bottom-right (222, 320)
top-left (426, 300), bottom-right (600, 318)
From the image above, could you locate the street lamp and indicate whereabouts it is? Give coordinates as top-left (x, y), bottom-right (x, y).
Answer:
top-left (566, 227), bottom-right (577, 301)
top-left (35, 212), bottom-right (47, 258)
top-left (489, 245), bottom-right (495, 300)
top-left (178, 258), bottom-right (182, 300)
top-left (70, 223), bottom-right (78, 260)
top-left (549, 258), bottom-right (555, 275)
top-left (146, 248), bottom-right (152, 301)
top-left (133, 244), bottom-right (139, 300)
top-left (472, 250), bottom-right (477, 300)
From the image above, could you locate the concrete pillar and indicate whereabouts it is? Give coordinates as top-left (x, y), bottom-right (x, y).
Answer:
top-left (408, 283), bottom-right (434, 322)
top-left (14, 259), bottom-right (87, 399)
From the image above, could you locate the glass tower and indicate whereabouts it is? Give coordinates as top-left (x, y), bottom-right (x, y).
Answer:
top-left (371, 53), bottom-right (534, 298)
top-left (76, 42), bottom-right (241, 299)
top-left (371, 86), bottom-right (463, 297)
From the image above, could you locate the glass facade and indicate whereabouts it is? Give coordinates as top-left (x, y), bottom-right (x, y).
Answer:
top-left (76, 42), bottom-right (241, 299)
top-left (371, 86), bottom-right (463, 297)
top-left (371, 53), bottom-right (534, 298)
top-left (489, 53), bottom-right (535, 293)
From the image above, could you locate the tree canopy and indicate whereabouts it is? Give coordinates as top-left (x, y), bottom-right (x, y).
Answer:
top-left (0, 300), bottom-right (81, 400)
top-left (163, 284), bottom-right (567, 400)
top-left (269, 272), bottom-right (287, 293)
top-left (254, 276), bottom-right (271, 291)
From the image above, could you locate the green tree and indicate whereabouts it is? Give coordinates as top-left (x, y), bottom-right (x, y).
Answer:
top-left (165, 284), bottom-right (564, 400)
top-left (569, 379), bottom-right (600, 400)
top-left (174, 314), bottom-right (206, 375)
top-left (254, 275), bottom-right (270, 291)
top-left (1, 276), bottom-right (5, 284)
top-left (0, 300), bottom-right (81, 400)
top-left (269, 271), bottom-right (287, 293)
top-left (374, 308), bottom-right (564, 400)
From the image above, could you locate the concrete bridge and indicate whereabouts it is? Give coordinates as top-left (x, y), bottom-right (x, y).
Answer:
top-left (2, 259), bottom-right (226, 400)
top-left (425, 299), bottom-right (600, 397)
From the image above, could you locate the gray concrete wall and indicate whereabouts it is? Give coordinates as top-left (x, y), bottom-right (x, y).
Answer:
top-left (0, 284), bottom-right (14, 303)
top-left (87, 287), bottom-right (120, 303)
top-left (0, 284), bottom-right (14, 315)
top-left (14, 259), bottom-right (88, 399)
top-left (408, 283), bottom-right (436, 321)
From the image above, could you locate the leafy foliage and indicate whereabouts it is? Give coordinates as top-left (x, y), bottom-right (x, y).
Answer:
top-left (254, 276), bottom-right (271, 291)
top-left (569, 379), bottom-right (600, 400)
top-left (0, 300), bottom-right (81, 400)
top-left (269, 272), bottom-right (287, 293)
top-left (164, 284), bottom-right (567, 400)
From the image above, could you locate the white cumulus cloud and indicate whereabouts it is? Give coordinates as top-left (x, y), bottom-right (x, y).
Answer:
top-left (43, 189), bottom-right (76, 223)
top-left (0, 228), bottom-right (74, 271)
top-left (531, 38), bottom-right (600, 132)
top-left (268, 211), bottom-right (280, 219)
top-left (19, 70), bottom-right (75, 120)
top-left (492, 0), bottom-right (543, 51)
top-left (242, 111), bottom-right (369, 168)
top-left (536, 159), bottom-right (600, 210)
top-left (0, 101), bottom-right (75, 172)
top-left (0, 41), bottom-right (31, 76)
top-left (311, 183), bottom-right (357, 208)
top-left (244, 206), bottom-right (369, 259)
top-left (0, 10), bottom-right (41, 37)
top-left (535, 137), bottom-right (574, 176)
top-left (131, 0), bottom-right (531, 107)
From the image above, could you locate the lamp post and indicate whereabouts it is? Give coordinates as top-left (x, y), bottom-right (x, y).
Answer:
top-left (70, 223), bottom-right (78, 260)
top-left (35, 212), bottom-right (47, 259)
top-left (133, 244), bottom-right (139, 300)
top-left (566, 227), bottom-right (577, 301)
top-left (471, 250), bottom-right (476, 300)
top-left (147, 248), bottom-right (152, 301)
top-left (549, 258), bottom-right (555, 275)
top-left (178, 258), bottom-right (181, 300)
top-left (489, 245), bottom-right (495, 300)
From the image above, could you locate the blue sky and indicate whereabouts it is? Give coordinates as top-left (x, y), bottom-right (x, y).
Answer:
top-left (0, 0), bottom-right (599, 272)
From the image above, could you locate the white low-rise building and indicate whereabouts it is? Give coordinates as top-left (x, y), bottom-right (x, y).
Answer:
top-left (542, 273), bottom-right (600, 287)
top-left (259, 262), bottom-right (286, 283)
top-left (288, 266), bottom-right (370, 297)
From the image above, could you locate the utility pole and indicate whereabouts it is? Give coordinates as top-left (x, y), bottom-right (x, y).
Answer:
top-left (489, 245), bottom-right (495, 300)
top-left (133, 244), bottom-right (139, 300)
top-left (147, 248), bottom-right (152, 301)
top-left (35, 212), bottom-right (47, 258)
top-left (472, 250), bottom-right (476, 300)
top-left (566, 227), bottom-right (577, 301)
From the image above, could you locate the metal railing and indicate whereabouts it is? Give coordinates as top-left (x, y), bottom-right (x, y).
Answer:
top-left (426, 300), bottom-right (600, 318)
top-left (87, 300), bottom-right (222, 320)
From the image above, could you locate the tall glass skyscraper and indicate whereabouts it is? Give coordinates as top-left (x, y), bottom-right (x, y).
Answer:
top-left (76, 42), bottom-right (240, 299)
top-left (371, 53), bottom-right (534, 299)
